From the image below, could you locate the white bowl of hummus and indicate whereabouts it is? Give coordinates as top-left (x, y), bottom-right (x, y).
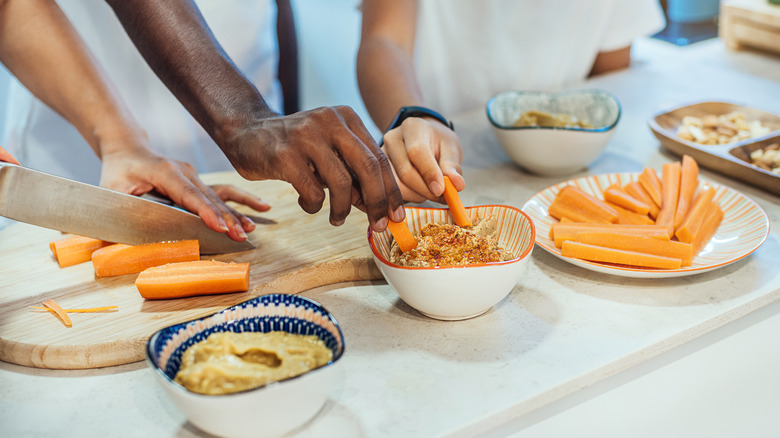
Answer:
top-left (146, 294), bottom-right (344, 438)
top-left (487, 89), bottom-right (620, 176)
top-left (368, 205), bottom-right (535, 320)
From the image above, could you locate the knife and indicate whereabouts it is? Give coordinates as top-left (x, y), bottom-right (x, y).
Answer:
top-left (0, 163), bottom-right (255, 254)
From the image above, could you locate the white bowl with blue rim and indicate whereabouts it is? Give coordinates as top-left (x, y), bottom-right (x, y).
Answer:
top-left (146, 294), bottom-right (344, 438)
top-left (486, 89), bottom-right (621, 176)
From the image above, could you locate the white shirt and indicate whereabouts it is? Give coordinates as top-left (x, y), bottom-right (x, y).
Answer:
top-left (414, 0), bottom-right (666, 115)
top-left (2, 0), bottom-right (282, 185)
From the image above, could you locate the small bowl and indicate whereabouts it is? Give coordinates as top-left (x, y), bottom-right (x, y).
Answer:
top-left (486, 89), bottom-right (621, 176)
top-left (146, 294), bottom-right (345, 438)
top-left (368, 205), bottom-right (535, 321)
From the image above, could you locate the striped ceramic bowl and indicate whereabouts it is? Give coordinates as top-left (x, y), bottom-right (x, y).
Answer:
top-left (368, 205), bottom-right (535, 320)
top-left (146, 294), bottom-right (344, 438)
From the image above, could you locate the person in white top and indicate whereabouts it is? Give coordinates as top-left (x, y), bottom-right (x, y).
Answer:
top-left (0, 0), bottom-right (269, 240)
top-left (357, 0), bottom-right (666, 203)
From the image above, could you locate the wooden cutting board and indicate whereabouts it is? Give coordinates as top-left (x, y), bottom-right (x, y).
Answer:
top-left (0, 172), bottom-right (381, 369)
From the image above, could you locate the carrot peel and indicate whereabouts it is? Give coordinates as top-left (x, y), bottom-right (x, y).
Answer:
top-left (442, 176), bottom-right (472, 227)
top-left (42, 299), bottom-right (72, 327)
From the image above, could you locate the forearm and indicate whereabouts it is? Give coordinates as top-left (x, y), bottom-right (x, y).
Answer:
top-left (0, 0), bottom-right (142, 157)
top-left (105, 0), bottom-right (276, 147)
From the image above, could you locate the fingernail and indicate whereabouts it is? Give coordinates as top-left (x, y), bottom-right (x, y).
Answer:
top-left (233, 223), bottom-right (247, 239)
top-left (375, 217), bottom-right (388, 231)
top-left (217, 217), bottom-right (229, 232)
top-left (429, 181), bottom-right (443, 196)
top-left (391, 206), bottom-right (405, 223)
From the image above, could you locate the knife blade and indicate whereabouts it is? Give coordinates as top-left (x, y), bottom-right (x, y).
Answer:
top-left (0, 163), bottom-right (255, 254)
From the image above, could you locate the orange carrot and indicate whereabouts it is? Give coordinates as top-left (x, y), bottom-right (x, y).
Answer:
top-left (673, 155), bottom-right (700, 229)
top-left (674, 187), bottom-right (716, 243)
top-left (386, 219), bottom-right (418, 252)
top-left (655, 161), bottom-right (681, 236)
top-left (561, 240), bottom-right (682, 269)
top-left (574, 231), bottom-right (693, 266)
top-left (551, 223), bottom-right (670, 248)
top-left (49, 235), bottom-right (112, 268)
top-left (31, 305), bottom-right (118, 313)
top-left (136, 260), bottom-right (250, 300)
top-left (603, 186), bottom-right (650, 216)
top-left (548, 197), bottom-right (612, 224)
top-left (92, 240), bottom-right (200, 277)
top-left (606, 202), bottom-right (655, 225)
top-left (442, 176), bottom-right (472, 227)
top-left (624, 181), bottom-right (660, 219)
top-left (692, 203), bottom-right (724, 255)
top-left (554, 186), bottom-right (619, 223)
top-left (42, 299), bottom-right (72, 327)
top-left (638, 167), bottom-right (663, 208)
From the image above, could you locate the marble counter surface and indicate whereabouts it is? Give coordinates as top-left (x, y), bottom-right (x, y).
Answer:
top-left (2, 37), bottom-right (780, 438)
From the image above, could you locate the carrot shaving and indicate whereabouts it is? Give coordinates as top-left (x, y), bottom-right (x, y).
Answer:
top-left (30, 305), bottom-right (118, 313)
top-left (41, 299), bottom-right (72, 327)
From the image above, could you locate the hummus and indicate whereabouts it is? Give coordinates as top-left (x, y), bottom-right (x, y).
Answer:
top-left (513, 110), bottom-right (592, 129)
top-left (389, 218), bottom-right (514, 267)
top-left (174, 331), bottom-right (332, 395)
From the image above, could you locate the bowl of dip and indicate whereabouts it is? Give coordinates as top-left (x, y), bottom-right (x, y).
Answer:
top-left (146, 293), bottom-right (344, 438)
top-left (486, 89), bottom-right (621, 176)
top-left (368, 205), bottom-right (535, 320)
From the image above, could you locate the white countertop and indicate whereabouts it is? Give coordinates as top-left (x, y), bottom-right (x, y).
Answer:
top-left (2, 37), bottom-right (780, 438)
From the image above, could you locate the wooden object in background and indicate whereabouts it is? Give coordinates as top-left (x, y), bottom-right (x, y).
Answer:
top-left (721, 0), bottom-right (780, 55)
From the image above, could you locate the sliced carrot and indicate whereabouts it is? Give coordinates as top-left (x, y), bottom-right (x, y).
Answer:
top-left (673, 155), bottom-right (700, 229)
top-left (49, 235), bottom-right (112, 268)
top-left (655, 161), bottom-right (681, 236)
top-left (603, 186), bottom-right (650, 216)
top-left (674, 187), bottom-right (716, 243)
top-left (548, 197), bottom-right (611, 224)
top-left (624, 181), bottom-right (660, 219)
top-left (442, 176), bottom-right (472, 227)
top-left (42, 299), bottom-right (72, 327)
top-left (607, 202), bottom-right (655, 225)
top-left (551, 223), bottom-right (670, 248)
top-left (554, 186), bottom-right (619, 224)
top-left (136, 260), bottom-right (250, 300)
top-left (692, 202), bottom-right (724, 255)
top-left (31, 305), bottom-right (118, 313)
top-left (638, 167), bottom-right (663, 208)
top-left (561, 240), bottom-right (682, 269)
top-left (574, 231), bottom-right (693, 266)
top-left (387, 219), bottom-right (418, 252)
top-left (92, 240), bottom-right (200, 277)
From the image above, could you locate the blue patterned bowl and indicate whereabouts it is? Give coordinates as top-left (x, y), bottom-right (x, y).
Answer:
top-left (146, 293), bottom-right (345, 438)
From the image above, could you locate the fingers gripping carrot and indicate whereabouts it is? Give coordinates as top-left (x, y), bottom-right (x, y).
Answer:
top-left (442, 176), bottom-right (472, 227)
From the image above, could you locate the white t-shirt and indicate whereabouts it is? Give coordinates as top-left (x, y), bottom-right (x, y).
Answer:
top-left (2, 0), bottom-right (282, 185)
top-left (414, 0), bottom-right (666, 115)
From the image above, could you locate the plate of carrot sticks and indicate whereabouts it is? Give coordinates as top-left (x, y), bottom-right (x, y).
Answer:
top-left (521, 155), bottom-right (770, 278)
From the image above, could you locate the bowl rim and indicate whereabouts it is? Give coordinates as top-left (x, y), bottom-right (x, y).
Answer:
top-left (368, 204), bottom-right (535, 271)
top-left (145, 293), bottom-right (345, 398)
top-left (485, 89), bottom-right (621, 133)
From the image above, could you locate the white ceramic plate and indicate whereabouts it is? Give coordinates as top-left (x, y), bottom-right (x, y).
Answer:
top-left (521, 172), bottom-right (770, 278)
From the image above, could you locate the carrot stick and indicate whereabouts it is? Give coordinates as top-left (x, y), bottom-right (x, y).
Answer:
top-left (638, 167), bottom-right (663, 208)
top-left (673, 155), bottom-right (700, 229)
top-left (548, 197), bottom-right (612, 224)
top-left (574, 231), bottom-right (693, 266)
top-left (49, 235), bottom-right (112, 268)
top-left (442, 176), bottom-right (472, 227)
top-left (136, 260), bottom-right (250, 300)
top-left (92, 240), bottom-right (200, 277)
top-left (561, 240), bottom-right (682, 269)
top-left (603, 186), bottom-right (650, 215)
top-left (606, 202), bottom-right (655, 225)
top-left (692, 203), bottom-right (724, 255)
top-left (551, 223), bottom-right (670, 248)
top-left (42, 299), bottom-right (72, 327)
top-left (655, 161), bottom-right (681, 236)
top-left (386, 219), bottom-right (418, 252)
top-left (30, 305), bottom-right (118, 313)
top-left (624, 181), bottom-right (660, 219)
top-left (674, 187), bottom-right (717, 243)
top-left (554, 186), bottom-right (619, 223)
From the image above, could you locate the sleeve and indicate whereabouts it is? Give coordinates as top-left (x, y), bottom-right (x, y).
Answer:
top-left (599, 0), bottom-right (667, 52)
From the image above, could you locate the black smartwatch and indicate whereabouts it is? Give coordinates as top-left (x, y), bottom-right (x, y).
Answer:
top-left (380, 106), bottom-right (454, 146)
